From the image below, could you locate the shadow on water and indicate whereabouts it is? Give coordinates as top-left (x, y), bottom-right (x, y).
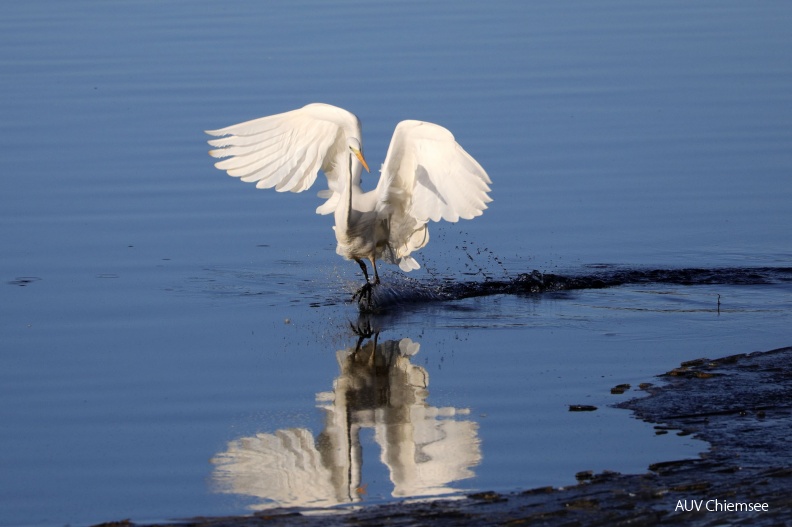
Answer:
top-left (357, 266), bottom-right (792, 313)
top-left (211, 323), bottom-right (481, 510)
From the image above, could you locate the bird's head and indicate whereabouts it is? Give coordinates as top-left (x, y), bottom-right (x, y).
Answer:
top-left (347, 137), bottom-right (370, 173)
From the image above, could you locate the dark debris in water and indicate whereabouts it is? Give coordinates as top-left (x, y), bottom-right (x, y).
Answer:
top-left (8, 276), bottom-right (42, 287)
top-left (568, 404), bottom-right (598, 412)
top-left (610, 383), bottom-right (631, 394)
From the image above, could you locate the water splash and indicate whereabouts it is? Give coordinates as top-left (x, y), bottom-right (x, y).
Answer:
top-left (356, 266), bottom-right (792, 313)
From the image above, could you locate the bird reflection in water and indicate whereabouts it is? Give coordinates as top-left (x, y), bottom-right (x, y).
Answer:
top-left (211, 323), bottom-right (481, 509)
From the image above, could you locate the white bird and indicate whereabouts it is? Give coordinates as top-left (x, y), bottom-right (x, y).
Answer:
top-left (205, 103), bottom-right (492, 302)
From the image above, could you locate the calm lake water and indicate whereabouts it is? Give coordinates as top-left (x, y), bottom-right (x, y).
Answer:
top-left (2, 2), bottom-right (791, 526)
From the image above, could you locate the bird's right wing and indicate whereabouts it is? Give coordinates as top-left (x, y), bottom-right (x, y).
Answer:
top-left (377, 120), bottom-right (492, 223)
top-left (206, 103), bottom-right (360, 214)
top-left (374, 120), bottom-right (491, 271)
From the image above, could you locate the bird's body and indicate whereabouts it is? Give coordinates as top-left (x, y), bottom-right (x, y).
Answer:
top-left (206, 103), bottom-right (491, 300)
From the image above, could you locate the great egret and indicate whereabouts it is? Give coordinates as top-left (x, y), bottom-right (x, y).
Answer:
top-left (206, 103), bottom-right (492, 302)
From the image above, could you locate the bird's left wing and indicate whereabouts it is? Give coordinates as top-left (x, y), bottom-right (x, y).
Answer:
top-left (206, 103), bottom-right (359, 212)
top-left (377, 120), bottom-right (492, 223)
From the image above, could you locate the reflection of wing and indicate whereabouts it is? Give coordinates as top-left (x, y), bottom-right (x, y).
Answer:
top-left (211, 428), bottom-right (354, 509)
top-left (373, 347), bottom-right (481, 497)
top-left (393, 409), bottom-right (480, 497)
top-left (212, 336), bottom-right (481, 509)
top-left (335, 338), bottom-right (481, 498)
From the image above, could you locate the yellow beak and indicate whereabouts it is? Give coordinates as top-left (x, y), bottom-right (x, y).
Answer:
top-left (354, 149), bottom-right (370, 173)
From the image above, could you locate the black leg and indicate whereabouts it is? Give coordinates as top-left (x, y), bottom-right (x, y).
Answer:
top-left (352, 258), bottom-right (373, 305)
top-left (355, 258), bottom-right (370, 283)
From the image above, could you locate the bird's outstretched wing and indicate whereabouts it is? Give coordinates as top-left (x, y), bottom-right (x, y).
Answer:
top-left (377, 120), bottom-right (492, 224)
top-left (206, 103), bottom-right (361, 214)
top-left (375, 120), bottom-right (492, 271)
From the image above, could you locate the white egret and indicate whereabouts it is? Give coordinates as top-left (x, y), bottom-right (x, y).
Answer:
top-left (206, 103), bottom-right (492, 302)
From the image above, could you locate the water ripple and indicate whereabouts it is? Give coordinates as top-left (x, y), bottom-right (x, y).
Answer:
top-left (360, 266), bottom-right (792, 312)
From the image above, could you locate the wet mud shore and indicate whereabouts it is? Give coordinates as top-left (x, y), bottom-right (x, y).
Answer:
top-left (99, 345), bottom-right (792, 527)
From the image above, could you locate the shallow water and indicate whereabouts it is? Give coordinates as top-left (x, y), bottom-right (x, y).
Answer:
top-left (1, 2), bottom-right (791, 526)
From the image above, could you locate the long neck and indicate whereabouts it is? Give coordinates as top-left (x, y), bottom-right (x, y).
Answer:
top-left (336, 151), bottom-right (363, 231)
top-left (347, 152), bottom-right (354, 217)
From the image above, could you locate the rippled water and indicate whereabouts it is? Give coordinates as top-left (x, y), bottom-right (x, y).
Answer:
top-left (1, 2), bottom-right (791, 526)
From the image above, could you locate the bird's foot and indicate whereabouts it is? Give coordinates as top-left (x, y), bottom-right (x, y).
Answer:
top-left (352, 281), bottom-right (375, 307)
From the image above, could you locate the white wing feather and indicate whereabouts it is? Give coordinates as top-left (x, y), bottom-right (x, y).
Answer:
top-left (374, 120), bottom-right (491, 271)
top-left (207, 106), bottom-right (492, 275)
top-left (205, 103), bottom-right (360, 214)
top-left (377, 120), bottom-right (492, 223)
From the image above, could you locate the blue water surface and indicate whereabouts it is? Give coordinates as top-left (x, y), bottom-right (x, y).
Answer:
top-left (1, 2), bottom-right (791, 526)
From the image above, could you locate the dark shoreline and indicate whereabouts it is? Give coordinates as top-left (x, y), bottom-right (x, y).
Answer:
top-left (96, 345), bottom-right (792, 527)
